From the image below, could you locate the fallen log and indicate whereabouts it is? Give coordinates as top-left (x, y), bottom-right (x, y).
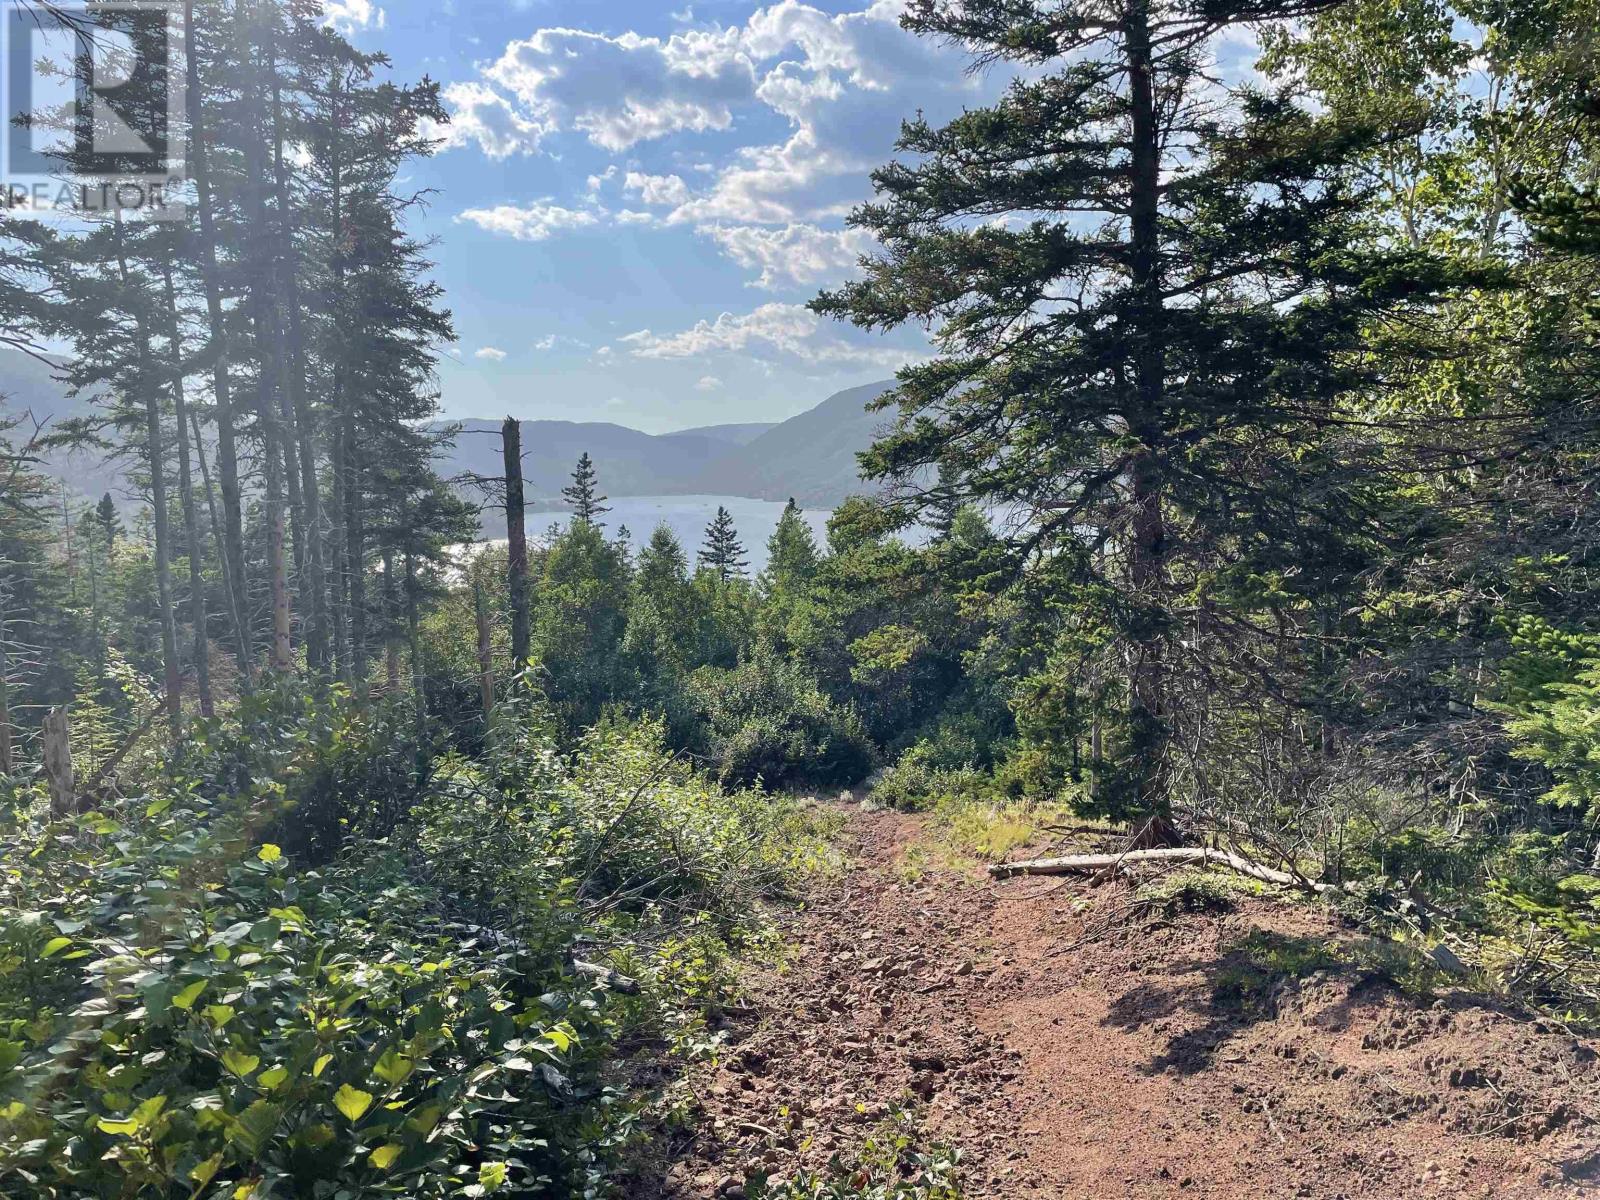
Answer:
top-left (572, 958), bottom-right (641, 994)
top-left (988, 847), bottom-right (1337, 893)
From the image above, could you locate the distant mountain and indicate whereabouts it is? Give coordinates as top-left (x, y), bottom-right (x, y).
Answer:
top-left (437, 419), bottom-right (742, 505)
top-left (696, 380), bottom-right (895, 507)
top-left (440, 380), bottom-right (896, 516)
top-left (671, 421), bottom-right (774, 447)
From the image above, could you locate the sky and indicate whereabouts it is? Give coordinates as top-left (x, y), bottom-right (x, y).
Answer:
top-left (330, 0), bottom-right (1015, 434)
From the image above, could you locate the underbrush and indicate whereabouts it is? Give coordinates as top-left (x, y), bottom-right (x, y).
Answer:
top-left (0, 683), bottom-right (835, 1198)
top-left (1213, 929), bottom-right (1454, 1016)
top-left (689, 649), bottom-right (876, 792)
top-left (753, 1113), bottom-right (962, 1200)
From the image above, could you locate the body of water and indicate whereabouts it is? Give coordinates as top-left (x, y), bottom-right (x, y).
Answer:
top-left (517, 494), bottom-right (834, 574)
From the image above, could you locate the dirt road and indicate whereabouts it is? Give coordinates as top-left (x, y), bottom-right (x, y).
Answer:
top-left (632, 805), bottom-right (1599, 1198)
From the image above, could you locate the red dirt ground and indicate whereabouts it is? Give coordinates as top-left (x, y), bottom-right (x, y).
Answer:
top-left (628, 804), bottom-right (1600, 1198)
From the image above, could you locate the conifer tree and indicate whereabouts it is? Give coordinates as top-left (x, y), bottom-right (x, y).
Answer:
top-left (699, 506), bottom-right (748, 584)
top-left (816, 0), bottom-right (1464, 829)
top-left (562, 452), bottom-right (610, 527)
top-left (763, 499), bottom-right (819, 594)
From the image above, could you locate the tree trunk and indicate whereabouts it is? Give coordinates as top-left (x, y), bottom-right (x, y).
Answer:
top-left (326, 64), bottom-right (353, 684)
top-left (270, 34), bottom-right (329, 675)
top-left (0, 587), bottom-right (12, 775)
top-left (404, 549), bottom-right (426, 750)
top-left (112, 217), bottom-right (181, 733)
top-left (1123, 0), bottom-right (1170, 832)
top-left (344, 434), bottom-right (368, 695)
top-left (474, 567), bottom-right (494, 722)
top-left (184, 0), bottom-right (252, 678)
top-left (383, 547), bottom-right (401, 691)
top-left (44, 706), bottom-right (73, 818)
top-left (236, 0), bottom-right (292, 673)
top-left (503, 417), bottom-right (529, 666)
top-left (161, 256), bottom-right (213, 717)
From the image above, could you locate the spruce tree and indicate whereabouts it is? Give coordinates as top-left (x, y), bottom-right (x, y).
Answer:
top-left (95, 495), bottom-right (121, 548)
top-left (763, 499), bottom-right (819, 593)
top-left (816, 0), bottom-right (1463, 829)
top-left (562, 452), bottom-right (610, 527)
top-left (699, 506), bottom-right (748, 584)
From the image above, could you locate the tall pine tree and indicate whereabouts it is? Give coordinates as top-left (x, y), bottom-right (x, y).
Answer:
top-left (699, 506), bottom-right (748, 584)
top-left (817, 0), bottom-right (1465, 830)
top-left (562, 452), bottom-right (610, 527)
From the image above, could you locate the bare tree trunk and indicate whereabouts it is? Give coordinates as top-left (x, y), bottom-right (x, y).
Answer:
top-left (184, 0), bottom-right (253, 678)
top-left (161, 257), bottom-right (213, 717)
top-left (44, 706), bottom-right (73, 818)
top-left (474, 567), bottom-right (493, 722)
top-left (502, 417), bottom-right (529, 666)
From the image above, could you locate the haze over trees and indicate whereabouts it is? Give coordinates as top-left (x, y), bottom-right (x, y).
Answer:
top-left (1, 0), bottom-right (1599, 1195)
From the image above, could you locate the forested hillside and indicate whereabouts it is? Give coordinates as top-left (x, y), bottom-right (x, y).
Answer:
top-left (3, 0), bottom-right (1600, 1195)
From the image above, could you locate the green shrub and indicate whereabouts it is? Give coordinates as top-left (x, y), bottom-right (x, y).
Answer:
top-left (688, 649), bottom-right (875, 791)
top-left (872, 750), bottom-right (990, 814)
top-left (0, 683), bottom-right (836, 1198)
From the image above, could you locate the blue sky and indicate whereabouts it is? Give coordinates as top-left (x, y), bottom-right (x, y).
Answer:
top-left (328, 0), bottom-right (1013, 433)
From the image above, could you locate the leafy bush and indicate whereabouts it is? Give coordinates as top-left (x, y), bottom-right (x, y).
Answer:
top-left (0, 684), bottom-right (835, 1198)
top-left (688, 649), bottom-right (875, 791)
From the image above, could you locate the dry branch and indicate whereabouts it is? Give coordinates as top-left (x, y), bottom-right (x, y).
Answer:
top-left (988, 846), bottom-right (1338, 893)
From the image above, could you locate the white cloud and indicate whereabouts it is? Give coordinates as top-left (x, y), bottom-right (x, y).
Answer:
top-left (482, 26), bottom-right (755, 153)
top-left (456, 202), bottom-right (601, 241)
top-left (624, 171), bottom-right (692, 207)
top-left (323, 0), bottom-right (384, 33)
top-left (533, 334), bottom-right (591, 351)
top-left (474, 346), bottom-right (508, 361)
top-left (433, 82), bottom-right (547, 158)
top-left (698, 222), bottom-right (873, 289)
top-left (695, 374), bottom-right (723, 391)
top-left (619, 301), bottom-right (907, 368)
top-left (437, 3), bottom-right (1002, 224)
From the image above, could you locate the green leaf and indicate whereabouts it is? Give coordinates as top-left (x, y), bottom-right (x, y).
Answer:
top-left (190, 1153), bottom-right (223, 1189)
top-left (368, 1143), bottom-right (403, 1170)
top-left (39, 936), bottom-right (72, 959)
top-left (479, 1162), bottom-right (508, 1193)
top-left (372, 1049), bottom-right (414, 1085)
top-left (257, 1065), bottom-right (289, 1091)
top-left (97, 1117), bottom-right (141, 1136)
top-left (205, 1005), bottom-right (235, 1028)
top-left (226, 1100), bottom-right (281, 1156)
top-left (172, 980), bottom-right (206, 1010)
top-left (332, 1083), bottom-right (373, 1123)
top-left (257, 844), bottom-right (282, 863)
top-left (145, 797), bottom-right (173, 817)
top-left (312, 1053), bottom-right (333, 1078)
top-left (221, 1050), bottom-right (260, 1077)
